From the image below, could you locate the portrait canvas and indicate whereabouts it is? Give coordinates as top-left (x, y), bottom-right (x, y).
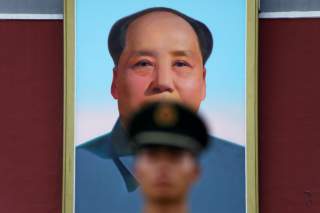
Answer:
top-left (63, 0), bottom-right (259, 212)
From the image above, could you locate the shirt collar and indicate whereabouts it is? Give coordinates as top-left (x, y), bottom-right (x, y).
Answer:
top-left (110, 119), bottom-right (139, 192)
top-left (110, 119), bottom-right (135, 156)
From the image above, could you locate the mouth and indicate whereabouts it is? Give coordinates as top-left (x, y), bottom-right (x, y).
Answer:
top-left (153, 179), bottom-right (173, 188)
top-left (144, 92), bottom-right (181, 101)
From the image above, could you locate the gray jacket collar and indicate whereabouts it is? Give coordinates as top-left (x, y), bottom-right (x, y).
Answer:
top-left (110, 119), bottom-right (134, 156)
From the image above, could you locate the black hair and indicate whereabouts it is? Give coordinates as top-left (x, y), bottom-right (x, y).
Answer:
top-left (108, 7), bottom-right (213, 66)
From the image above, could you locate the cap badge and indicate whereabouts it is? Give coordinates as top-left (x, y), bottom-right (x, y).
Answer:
top-left (154, 103), bottom-right (178, 127)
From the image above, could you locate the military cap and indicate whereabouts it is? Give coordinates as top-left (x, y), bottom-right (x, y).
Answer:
top-left (127, 102), bottom-right (209, 155)
top-left (108, 7), bottom-right (213, 65)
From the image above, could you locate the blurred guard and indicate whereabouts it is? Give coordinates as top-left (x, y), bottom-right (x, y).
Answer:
top-left (128, 102), bottom-right (209, 213)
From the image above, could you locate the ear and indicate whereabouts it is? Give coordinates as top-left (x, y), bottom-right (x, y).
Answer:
top-left (192, 163), bottom-right (201, 183)
top-left (133, 158), bottom-right (142, 183)
top-left (201, 67), bottom-right (207, 100)
top-left (111, 67), bottom-right (119, 99)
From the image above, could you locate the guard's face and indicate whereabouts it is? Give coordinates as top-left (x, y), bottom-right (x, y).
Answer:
top-left (134, 147), bottom-right (199, 203)
top-left (111, 12), bottom-right (206, 127)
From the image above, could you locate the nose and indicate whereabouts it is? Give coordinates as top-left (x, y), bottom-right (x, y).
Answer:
top-left (157, 157), bottom-right (172, 172)
top-left (148, 64), bottom-right (174, 94)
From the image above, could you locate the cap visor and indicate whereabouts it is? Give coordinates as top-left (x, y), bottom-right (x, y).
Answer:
top-left (133, 131), bottom-right (201, 153)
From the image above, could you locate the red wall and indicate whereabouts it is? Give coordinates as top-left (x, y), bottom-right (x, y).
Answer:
top-left (259, 19), bottom-right (320, 213)
top-left (0, 21), bottom-right (63, 212)
top-left (0, 18), bottom-right (320, 213)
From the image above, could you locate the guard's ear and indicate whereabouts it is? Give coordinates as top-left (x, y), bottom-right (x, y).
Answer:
top-left (133, 157), bottom-right (142, 183)
top-left (111, 67), bottom-right (119, 99)
top-left (201, 67), bottom-right (207, 100)
top-left (192, 163), bottom-right (201, 183)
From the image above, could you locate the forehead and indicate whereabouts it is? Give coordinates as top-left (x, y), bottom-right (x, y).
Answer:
top-left (124, 11), bottom-right (200, 52)
top-left (129, 11), bottom-right (192, 29)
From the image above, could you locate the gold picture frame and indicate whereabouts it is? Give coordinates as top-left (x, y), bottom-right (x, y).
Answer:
top-left (63, 0), bottom-right (259, 212)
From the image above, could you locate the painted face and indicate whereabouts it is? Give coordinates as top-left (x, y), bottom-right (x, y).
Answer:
top-left (111, 11), bottom-right (206, 127)
top-left (134, 147), bottom-right (199, 203)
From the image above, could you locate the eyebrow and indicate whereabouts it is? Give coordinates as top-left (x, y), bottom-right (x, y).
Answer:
top-left (131, 50), bottom-right (157, 57)
top-left (171, 50), bottom-right (193, 57)
top-left (131, 50), bottom-right (194, 57)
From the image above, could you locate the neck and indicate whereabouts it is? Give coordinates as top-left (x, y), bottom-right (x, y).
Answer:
top-left (143, 199), bottom-right (188, 213)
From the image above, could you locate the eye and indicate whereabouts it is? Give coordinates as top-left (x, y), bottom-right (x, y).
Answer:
top-left (133, 60), bottom-right (153, 68)
top-left (173, 60), bottom-right (191, 67)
